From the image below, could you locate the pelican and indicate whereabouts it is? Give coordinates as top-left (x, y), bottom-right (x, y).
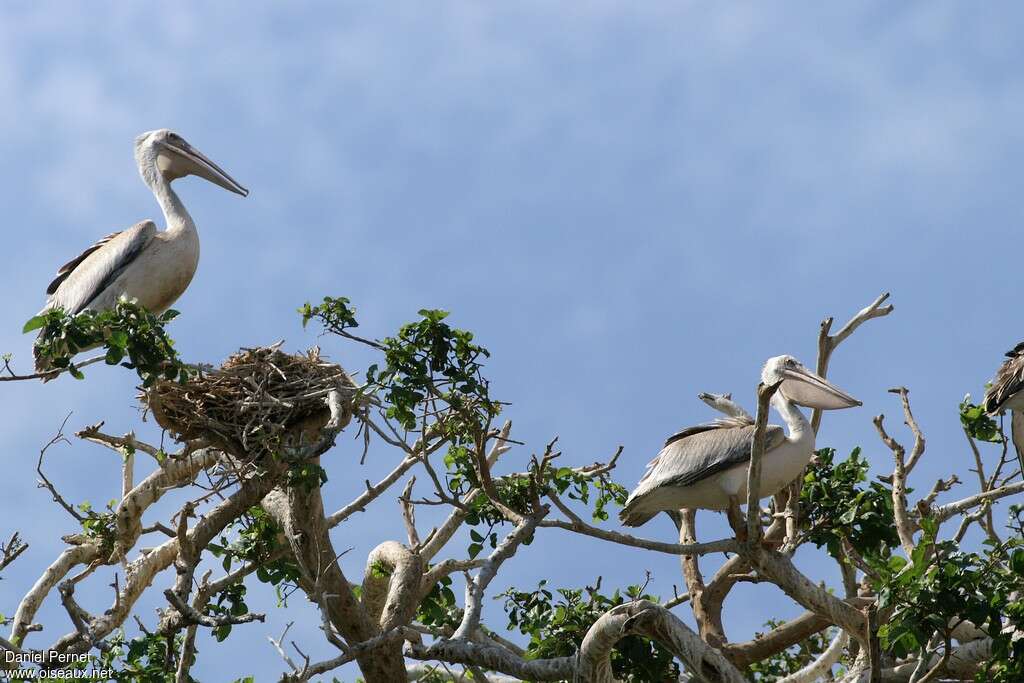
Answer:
top-left (619, 355), bottom-right (860, 526)
top-left (982, 342), bottom-right (1024, 468)
top-left (984, 342), bottom-right (1024, 415)
top-left (34, 129), bottom-right (247, 373)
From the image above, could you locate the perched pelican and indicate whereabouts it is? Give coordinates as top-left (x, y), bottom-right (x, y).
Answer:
top-left (982, 342), bottom-right (1024, 468)
top-left (984, 342), bottom-right (1024, 415)
top-left (619, 355), bottom-right (860, 526)
top-left (34, 129), bottom-right (247, 373)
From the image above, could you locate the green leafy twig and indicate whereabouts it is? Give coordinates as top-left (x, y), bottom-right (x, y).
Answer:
top-left (23, 300), bottom-right (187, 386)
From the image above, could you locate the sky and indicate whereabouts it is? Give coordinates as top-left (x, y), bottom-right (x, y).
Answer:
top-left (2, 2), bottom-right (1024, 680)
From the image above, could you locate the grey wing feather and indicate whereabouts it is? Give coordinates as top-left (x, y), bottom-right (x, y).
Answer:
top-left (45, 221), bottom-right (156, 315)
top-left (641, 420), bottom-right (785, 490)
top-left (663, 414), bottom-right (753, 446)
top-left (984, 347), bottom-right (1024, 415)
top-left (47, 231), bottom-right (120, 295)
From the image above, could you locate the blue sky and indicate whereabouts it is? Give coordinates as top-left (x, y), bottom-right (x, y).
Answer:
top-left (2, 3), bottom-right (1024, 680)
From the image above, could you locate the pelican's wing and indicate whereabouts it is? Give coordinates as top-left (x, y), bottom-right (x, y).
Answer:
top-left (45, 221), bottom-right (156, 315)
top-left (662, 414), bottom-right (753, 447)
top-left (984, 344), bottom-right (1024, 415)
top-left (619, 418), bottom-right (786, 526)
top-left (641, 418), bottom-right (785, 490)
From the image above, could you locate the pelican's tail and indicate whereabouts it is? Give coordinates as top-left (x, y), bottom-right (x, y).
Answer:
top-left (618, 493), bottom-right (658, 527)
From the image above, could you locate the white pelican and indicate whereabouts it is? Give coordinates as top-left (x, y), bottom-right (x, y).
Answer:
top-left (619, 355), bottom-right (860, 526)
top-left (34, 129), bottom-right (247, 373)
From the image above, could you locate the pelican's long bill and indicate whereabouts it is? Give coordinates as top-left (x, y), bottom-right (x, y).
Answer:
top-left (162, 137), bottom-right (249, 197)
top-left (779, 365), bottom-right (861, 410)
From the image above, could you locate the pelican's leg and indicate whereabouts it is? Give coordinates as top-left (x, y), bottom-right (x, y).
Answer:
top-left (1011, 410), bottom-right (1024, 475)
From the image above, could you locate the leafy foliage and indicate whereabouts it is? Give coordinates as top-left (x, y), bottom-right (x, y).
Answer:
top-left (88, 632), bottom-right (252, 683)
top-left (303, 299), bottom-right (618, 545)
top-left (207, 506), bottom-right (301, 606)
top-left (802, 438), bottom-right (1024, 681)
top-left (92, 631), bottom-right (195, 683)
top-left (285, 461), bottom-right (329, 491)
top-left (304, 299), bottom-right (499, 432)
top-left (869, 510), bottom-right (1024, 681)
top-left (500, 579), bottom-right (680, 682)
top-left (876, 519), bottom-right (996, 654)
top-left (416, 573), bottom-right (462, 629)
top-left (747, 621), bottom-right (839, 682)
top-left (25, 301), bottom-right (187, 386)
top-left (77, 499), bottom-right (118, 554)
top-left (366, 308), bottom-right (499, 433)
top-left (298, 295), bottom-right (359, 335)
top-left (982, 505), bottom-right (1024, 682)
top-left (960, 398), bottom-right (1003, 443)
top-left (801, 447), bottom-right (900, 561)
top-left (303, 299), bottom-right (500, 432)
top-left (206, 582), bottom-right (250, 643)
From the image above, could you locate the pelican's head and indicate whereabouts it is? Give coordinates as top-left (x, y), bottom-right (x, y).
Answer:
top-left (134, 129), bottom-right (248, 197)
top-left (761, 355), bottom-right (861, 410)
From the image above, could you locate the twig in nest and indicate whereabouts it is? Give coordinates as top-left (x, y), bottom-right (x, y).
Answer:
top-left (142, 346), bottom-right (361, 461)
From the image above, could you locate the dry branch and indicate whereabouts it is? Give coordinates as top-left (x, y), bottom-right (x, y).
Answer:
top-left (0, 533), bottom-right (28, 573)
top-left (537, 517), bottom-right (737, 556)
top-left (932, 481), bottom-right (1024, 522)
top-left (874, 411), bottom-right (917, 557)
top-left (747, 380), bottom-right (782, 543)
top-left (811, 292), bottom-right (893, 434)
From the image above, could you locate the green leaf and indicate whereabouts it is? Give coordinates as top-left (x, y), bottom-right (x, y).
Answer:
top-left (105, 346), bottom-right (124, 365)
top-left (22, 315), bottom-right (46, 333)
top-left (108, 329), bottom-right (129, 348)
top-left (1012, 550), bottom-right (1024, 575)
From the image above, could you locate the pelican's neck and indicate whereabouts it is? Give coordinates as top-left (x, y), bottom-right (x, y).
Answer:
top-left (771, 392), bottom-right (812, 442)
top-left (141, 156), bottom-right (195, 235)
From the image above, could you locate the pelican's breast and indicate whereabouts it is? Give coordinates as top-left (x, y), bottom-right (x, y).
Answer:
top-left (110, 228), bottom-right (200, 313)
top-left (759, 430), bottom-right (815, 497)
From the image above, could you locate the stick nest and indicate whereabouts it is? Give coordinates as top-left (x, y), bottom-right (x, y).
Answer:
top-left (142, 345), bottom-right (358, 459)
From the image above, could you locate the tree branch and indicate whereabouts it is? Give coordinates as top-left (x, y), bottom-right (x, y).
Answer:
top-left (537, 517), bottom-right (737, 556)
top-left (811, 292), bottom-right (893, 434)
top-left (933, 481), bottom-right (1024, 522)
top-left (747, 380), bottom-right (782, 543)
top-left (163, 589), bottom-right (265, 628)
top-left (873, 412), bottom-right (917, 557)
top-left (575, 600), bottom-right (747, 683)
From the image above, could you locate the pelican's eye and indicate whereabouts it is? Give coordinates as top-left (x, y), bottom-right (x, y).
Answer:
top-left (785, 358), bottom-right (797, 368)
